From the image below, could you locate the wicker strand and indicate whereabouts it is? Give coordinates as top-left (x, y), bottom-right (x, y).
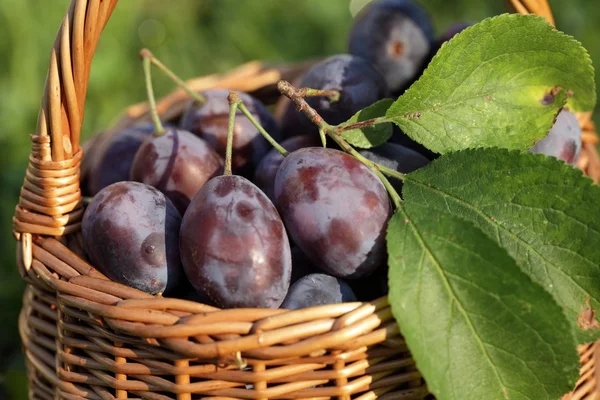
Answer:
top-left (114, 342), bottom-right (128, 399)
top-left (13, 135), bottom-right (83, 237)
top-left (505, 0), bottom-right (555, 25)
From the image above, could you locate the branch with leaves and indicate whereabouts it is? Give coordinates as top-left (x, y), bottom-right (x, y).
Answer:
top-left (275, 14), bottom-right (598, 400)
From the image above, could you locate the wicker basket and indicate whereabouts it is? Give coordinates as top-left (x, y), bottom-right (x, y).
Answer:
top-left (13, 0), bottom-right (600, 399)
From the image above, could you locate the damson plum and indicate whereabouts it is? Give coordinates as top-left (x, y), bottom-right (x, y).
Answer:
top-left (86, 123), bottom-right (156, 195)
top-left (171, 278), bottom-right (215, 306)
top-left (179, 90), bottom-right (279, 177)
top-left (180, 175), bottom-right (291, 309)
top-left (290, 246), bottom-right (320, 283)
top-left (530, 109), bottom-right (582, 165)
top-left (279, 55), bottom-right (388, 138)
top-left (130, 127), bottom-right (223, 214)
top-left (389, 125), bottom-right (439, 160)
top-left (359, 142), bottom-right (430, 190)
top-left (281, 273), bottom-right (357, 309)
top-left (350, 266), bottom-right (389, 302)
top-left (349, 0), bottom-right (435, 93)
top-left (82, 181), bottom-right (183, 295)
top-left (81, 131), bottom-right (107, 196)
top-left (274, 147), bottom-right (392, 278)
top-left (253, 135), bottom-right (321, 202)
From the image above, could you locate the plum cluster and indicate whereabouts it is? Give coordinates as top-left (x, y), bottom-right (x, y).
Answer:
top-left (80, 0), bottom-right (581, 310)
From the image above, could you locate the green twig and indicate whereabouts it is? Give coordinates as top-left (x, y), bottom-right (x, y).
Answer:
top-left (297, 87), bottom-right (340, 103)
top-left (141, 52), bottom-right (165, 136)
top-left (225, 93), bottom-right (242, 176)
top-left (318, 127), bottom-right (327, 148)
top-left (140, 48), bottom-right (207, 105)
top-left (377, 164), bottom-right (406, 181)
top-left (237, 103), bottom-right (288, 156)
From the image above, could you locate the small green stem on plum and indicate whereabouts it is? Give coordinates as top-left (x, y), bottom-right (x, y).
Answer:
top-left (140, 48), bottom-right (207, 106)
top-left (297, 87), bottom-right (340, 103)
top-left (318, 127), bottom-right (327, 148)
top-left (378, 164), bottom-right (406, 181)
top-left (237, 103), bottom-right (288, 157)
top-left (142, 55), bottom-right (165, 136)
top-left (225, 92), bottom-right (241, 176)
top-left (277, 80), bottom-right (402, 208)
top-left (375, 168), bottom-right (402, 207)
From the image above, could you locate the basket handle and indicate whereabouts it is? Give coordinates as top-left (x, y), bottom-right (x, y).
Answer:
top-left (506, 0), bottom-right (555, 26)
top-left (40, 0), bottom-right (118, 161)
top-left (13, 0), bottom-right (118, 241)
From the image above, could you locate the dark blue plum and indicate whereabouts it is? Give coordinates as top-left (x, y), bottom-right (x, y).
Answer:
top-left (82, 181), bottom-right (183, 295)
top-left (349, 0), bottom-right (435, 93)
top-left (290, 246), bottom-right (320, 284)
top-left (350, 266), bottom-right (389, 302)
top-left (254, 135), bottom-right (321, 202)
top-left (171, 278), bottom-right (215, 306)
top-left (130, 127), bottom-right (223, 214)
top-left (87, 123), bottom-right (156, 195)
top-left (275, 147), bottom-right (392, 279)
top-left (388, 125), bottom-right (439, 160)
top-left (281, 273), bottom-right (357, 309)
top-left (81, 131), bottom-right (107, 196)
top-left (530, 109), bottom-right (582, 165)
top-left (179, 89), bottom-right (279, 178)
top-left (279, 55), bottom-right (389, 138)
top-left (359, 142), bottom-right (430, 190)
top-left (180, 175), bottom-right (291, 309)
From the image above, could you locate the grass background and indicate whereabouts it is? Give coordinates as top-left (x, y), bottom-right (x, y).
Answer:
top-left (0, 0), bottom-right (598, 398)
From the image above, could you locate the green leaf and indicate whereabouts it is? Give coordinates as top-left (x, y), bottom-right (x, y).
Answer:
top-left (402, 148), bottom-right (600, 343)
top-left (387, 203), bottom-right (579, 400)
top-left (339, 99), bottom-right (393, 149)
top-left (386, 14), bottom-right (596, 154)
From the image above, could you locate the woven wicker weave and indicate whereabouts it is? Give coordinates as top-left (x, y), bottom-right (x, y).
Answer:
top-left (13, 0), bottom-right (600, 399)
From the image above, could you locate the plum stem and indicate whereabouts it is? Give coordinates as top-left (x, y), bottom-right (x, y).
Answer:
top-left (375, 164), bottom-right (407, 181)
top-left (237, 102), bottom-right (289, 157)
top-left (296, 87), bottom-right (340, 103)
top-left (318, 127), bottom-right (327, 148)
top-left (225, 93), bottom-right (242, 176)
top-left (277, 80), bottom-right (403, 208)
top-left (141, 53), bottom-right (165, 136)
top-left (140, 48), bottom-right (207, 105)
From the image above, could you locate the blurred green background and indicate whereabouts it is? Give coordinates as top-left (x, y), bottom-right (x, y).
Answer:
top-left (0, 0), bottom-right (598, 398)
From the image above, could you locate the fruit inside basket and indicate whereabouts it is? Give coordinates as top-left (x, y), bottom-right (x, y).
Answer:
top-left (12, 0), bottom-right (600, 399)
